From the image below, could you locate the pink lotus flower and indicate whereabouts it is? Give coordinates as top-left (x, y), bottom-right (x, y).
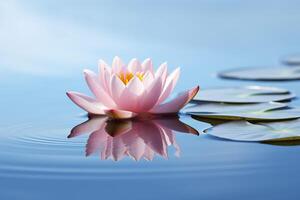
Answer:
top-left (68, 116), bottom-right (199, 161)
top-left (67, 57), bottom-right (199, 119)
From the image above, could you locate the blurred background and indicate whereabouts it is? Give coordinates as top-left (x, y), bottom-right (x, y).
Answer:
top-left (1, 0), bottom-right (300, 78)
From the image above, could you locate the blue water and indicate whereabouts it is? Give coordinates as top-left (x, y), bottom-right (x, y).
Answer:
top-left (1, 0), bottom-right (300, 199)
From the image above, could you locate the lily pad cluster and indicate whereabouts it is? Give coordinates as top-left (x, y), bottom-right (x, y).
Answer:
top-left (184, 85), bottom-right (300, 142)
top-left (218, 54), bottom-right (300, 81)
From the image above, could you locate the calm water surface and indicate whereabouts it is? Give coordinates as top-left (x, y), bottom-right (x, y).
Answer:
top-left (1, 0), bottom-right (300, 199)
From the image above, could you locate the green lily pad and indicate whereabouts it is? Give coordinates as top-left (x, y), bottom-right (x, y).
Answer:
top-left (191, 107), bottom-right (300, 121)
top-left (218, 67), bottom-right (300, 81)
top-left (194, 86), bottom-right (295, 103)
top-left (282, 55), bottom-right (300, 66)
top-left (204, 119), bottom-right (300, 142)
top-left (184, 102), bottom-right (287, 114)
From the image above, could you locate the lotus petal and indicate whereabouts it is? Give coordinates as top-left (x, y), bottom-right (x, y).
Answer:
top-left (110, 75), bottom-right (126, 105)
top-left (157, 68), bottom-right (180, 104)
top-left (155, 62), bottom-right (168, 85)
top-left (126, 76), bottom-right (144, 96)
top-left (138, 75), bottom-right (163, 112)
top-left (112, 56), bottom-right (124, 73)
top-left (128, 58), bottom-right (142, 73)
top-left (142, 71), bottom-right (154, 88)
top-left (98, 59), bottom-right (111, 91)
top-left (66, 91), bottom-right (106, 115)
top-left (151, 86), bottom-right (199, 114)
top-left (83, 69), bottom-right (116, 108)
top-left (141, 58), bottom-right (154, 73)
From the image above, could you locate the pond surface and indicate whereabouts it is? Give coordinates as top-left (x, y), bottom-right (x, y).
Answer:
top-left (1, 0), bottom-right (300, 199)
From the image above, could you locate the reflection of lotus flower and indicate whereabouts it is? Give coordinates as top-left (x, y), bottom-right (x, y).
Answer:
top-left (67, 57), bottom-right (199, 119)
top-left (68, 116), bottom-right (198, 161)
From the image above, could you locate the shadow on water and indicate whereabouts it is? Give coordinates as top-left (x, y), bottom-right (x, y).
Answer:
top-left (262, 140), bottom-right (300, 146)
top-left (191, 115), bottom-right (229, 126)
top-left (68, 115), bottom-right (199, 161)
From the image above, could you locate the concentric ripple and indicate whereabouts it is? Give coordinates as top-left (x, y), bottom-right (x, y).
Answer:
top-left (0, 116), bottom-right (282, 181)
top-left (0, 120), bottom-right (102, 179)
top-left (0, 117), bottom-right (204, 180)
top-left (0, 123), bottom-right (84, 149)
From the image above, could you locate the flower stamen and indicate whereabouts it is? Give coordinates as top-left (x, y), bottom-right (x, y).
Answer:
top-left (118, 71), bottom-right (144, 85)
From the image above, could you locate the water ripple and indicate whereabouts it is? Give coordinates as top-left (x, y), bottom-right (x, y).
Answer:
top-left (0, 118), bottom-right (282, 180)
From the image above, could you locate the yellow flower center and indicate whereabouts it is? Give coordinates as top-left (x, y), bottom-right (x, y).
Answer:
top-left (118, 72), bottom-right (144, 85)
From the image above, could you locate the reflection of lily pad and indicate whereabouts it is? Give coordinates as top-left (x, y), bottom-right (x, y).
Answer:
top-left (192, 107), bottom-right (300, 121)
top-left (218, 67), bottom-right (300, 81)
top-left (205, 119), bottom-right (300, 142)
top-left (282, 55), bottom-right (300, 66)
top-left (194, 86), bottom-right (295, 103)
top-left (184, 102), bottom-right (287, 114)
